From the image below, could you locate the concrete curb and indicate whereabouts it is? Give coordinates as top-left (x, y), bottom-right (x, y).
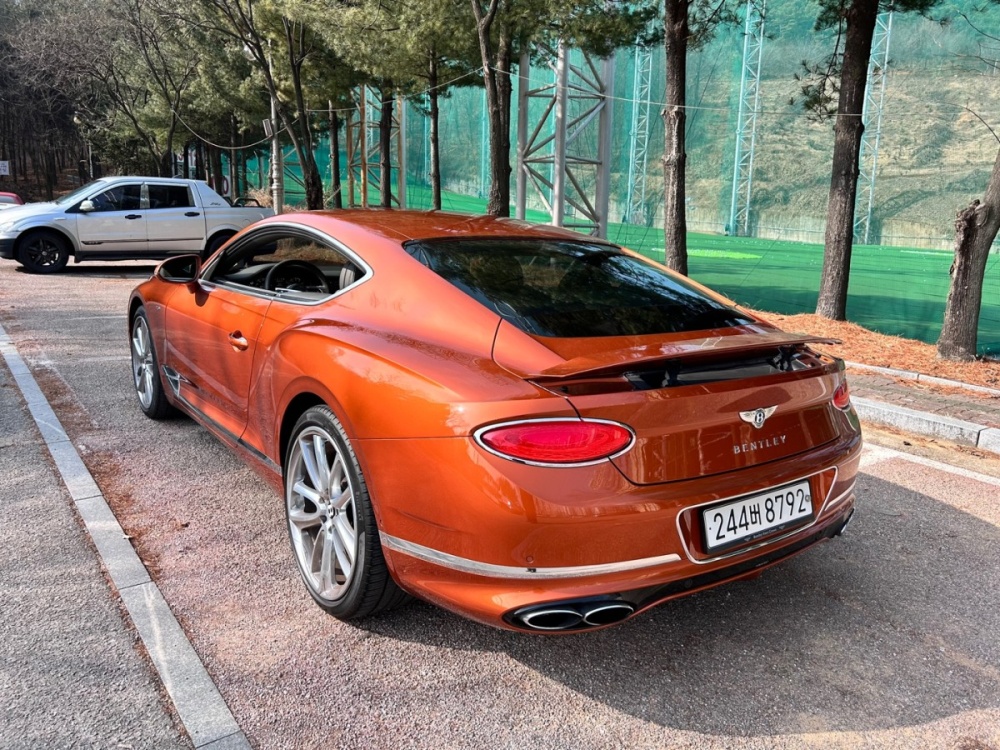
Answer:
top-left (0, 323), bottom-right (249, 750)
top-left (845, 361), bottom-right (1000, 456)
top-left (852, 396), bottom-right (1000, 456)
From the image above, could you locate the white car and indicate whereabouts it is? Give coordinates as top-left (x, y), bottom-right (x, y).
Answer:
top-left (0, 177), bottom-right (273, 273)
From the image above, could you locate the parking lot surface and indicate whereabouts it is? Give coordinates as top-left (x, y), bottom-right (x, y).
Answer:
top-left (1, 260), bottom-right (999, 749)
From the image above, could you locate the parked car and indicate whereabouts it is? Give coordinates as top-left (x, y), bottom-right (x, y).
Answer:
top-left (0, 177), bottom-right (272, 273)
top-left (0, 191), bottom-right (24, 209)
top-left (128, 211), bottom-right (862, 632)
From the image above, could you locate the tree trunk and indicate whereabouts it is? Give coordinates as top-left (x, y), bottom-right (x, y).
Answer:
top-left (210, 146), bottom-right (224, 195)
top-left (282, 24), bottom-right (324, 209)
top-left (662, 0), bottom-right (689, 276)
top-left (162, 117), bottom-right (177, 177)
top-left (330, 108), bottom-right (343, 209)
top-left (229, 115), bottom-right (238, 198)
top-left (379, 85), bottom-right (394, 207)
top-left (472, 0), bottom-right (512, 217)
top-left (195, 142), bottom-right (205, 180)
top-left (428, 56), bottom-right (442, 211)
top-left (159, 150), bottom-right (173, 178)
top-left (937, 146), bottom-right (1000, 361)
top-left (815, 0), bottom-right (879, 320)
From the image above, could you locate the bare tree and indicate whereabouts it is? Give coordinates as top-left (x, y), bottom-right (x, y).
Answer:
top-left (114, 0), bottom-right (198, 176)
top-left (193, 0), bottom-right (325, 208)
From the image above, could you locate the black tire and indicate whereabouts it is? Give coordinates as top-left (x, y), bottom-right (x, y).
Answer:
top-left (202, 232), bottom-right (233, 260)
top-left (19, 230), bottom-right (70, 274)
top-left (130, 308), bottom-right (176, 420)
top-left (284, 406), bottom-right (409, 619)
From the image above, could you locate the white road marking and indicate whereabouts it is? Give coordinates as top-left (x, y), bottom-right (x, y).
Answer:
top-left (861, 443), bottom-right (1000, 487)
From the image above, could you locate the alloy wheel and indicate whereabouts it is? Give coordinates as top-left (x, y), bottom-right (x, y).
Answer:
top-left (131, 316), bottom-right (156, 410)
top-left (286, 426), bottom-right (359, 602)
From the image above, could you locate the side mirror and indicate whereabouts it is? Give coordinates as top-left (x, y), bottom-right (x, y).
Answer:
top-left (78, 199), bottom-right (95, 213)
top-left (156, 254), bottom-right (201, 283)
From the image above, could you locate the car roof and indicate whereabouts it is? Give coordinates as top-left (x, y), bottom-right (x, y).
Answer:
top-left (270, 209), bottom-right (616, 246)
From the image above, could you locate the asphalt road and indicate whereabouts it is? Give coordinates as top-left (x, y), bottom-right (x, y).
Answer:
top-left (1, 259), bottom-right (998, 750)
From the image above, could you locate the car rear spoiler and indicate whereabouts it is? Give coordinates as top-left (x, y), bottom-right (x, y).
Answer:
top-left (528, 332), bottom-right (841, 382)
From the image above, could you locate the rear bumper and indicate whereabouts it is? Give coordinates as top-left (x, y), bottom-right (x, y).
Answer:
top-left (362, 428), bottom-right (863, 632)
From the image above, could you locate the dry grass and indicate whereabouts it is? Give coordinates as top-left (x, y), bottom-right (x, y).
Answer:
top-left (760, 311), bottom-right (1000, 390)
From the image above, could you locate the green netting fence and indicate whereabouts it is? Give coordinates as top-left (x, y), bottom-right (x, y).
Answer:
top-left (235, 0), bottom-right (1000, 357)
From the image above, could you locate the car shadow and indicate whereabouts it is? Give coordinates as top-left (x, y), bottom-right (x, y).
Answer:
top-left (359, 472), bottom-right (1000, 736)
top-left (14, 263), bottom-right (157, 279)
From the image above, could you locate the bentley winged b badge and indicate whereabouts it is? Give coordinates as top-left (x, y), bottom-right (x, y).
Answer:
top-left (739, 406), bottom-right (777, 429)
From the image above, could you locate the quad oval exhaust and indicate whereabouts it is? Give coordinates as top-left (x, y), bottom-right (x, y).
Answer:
top-left (513, 599), bottom-right (635, 632)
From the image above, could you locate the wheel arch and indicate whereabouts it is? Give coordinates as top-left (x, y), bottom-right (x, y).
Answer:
top-left (15, 225), bottom-right (78, 259)
top-left (204, 229), bottom-right (236, 256)
top-left (278, 392), bottom-right (329, 471)
top-left (128, 294), bottom-right (145, 323)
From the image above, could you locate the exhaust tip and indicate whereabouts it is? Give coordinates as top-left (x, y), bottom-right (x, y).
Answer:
top-left (835, 508), bottom-right (855, 537)
top-left (581, 602), bottom-right (635, 627)
top-left (519, 608), bottom-right (584, 631)
top-left (512, 597), bottom-right (635, 631)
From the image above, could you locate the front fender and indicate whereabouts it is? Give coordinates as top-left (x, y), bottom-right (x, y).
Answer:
top-left (11, 219), bottom-right (80, 256)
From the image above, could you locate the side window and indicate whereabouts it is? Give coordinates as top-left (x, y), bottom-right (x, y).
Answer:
top-left (207, 232), bottom-right (363, 302)
top-left (90, 184), bottom-right (142, 212)
top-left (148, 184), bottom-right (193, 209)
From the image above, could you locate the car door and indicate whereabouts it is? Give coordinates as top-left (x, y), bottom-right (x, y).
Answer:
top-left (145, 182), bottom-right (207, 254)
top-left (75, 182), bottom-right (147, 254)
top-left (163, 279), bottom-right (270, 441)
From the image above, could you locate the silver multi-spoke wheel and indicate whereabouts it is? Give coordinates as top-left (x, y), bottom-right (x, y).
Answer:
top-left (283, 406), bottom-right (408, 619)
top-left (287, 425), bottom-right (359, 602)
top-left (131, 316), bottom-right (156, 410)
top-left (129, 308), bottom-right (173, 420)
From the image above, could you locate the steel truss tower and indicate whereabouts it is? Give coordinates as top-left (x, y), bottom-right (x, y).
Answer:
top-left (515, 43), bottom-right (615, 238)
top-left (345, 86), bottom-right (407, 208)
top-left (624, 43), bottom-right (654, 226)
top-left (854, 11), bottom-right (893, 245)
top-left (728, 0), bottom-right (765, 237)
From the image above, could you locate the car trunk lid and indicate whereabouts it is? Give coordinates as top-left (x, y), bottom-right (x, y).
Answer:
top-left (493, 323), bottom-right (845, 484)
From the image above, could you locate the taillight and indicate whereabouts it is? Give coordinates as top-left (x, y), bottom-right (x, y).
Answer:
top-left (833, 380), bottom-right (851, 410)
top-left (475, 419), bottom-right (634, 466)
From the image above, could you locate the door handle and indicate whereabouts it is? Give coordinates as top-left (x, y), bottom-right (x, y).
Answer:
top-left (125, 214), bottom-right (142, 220)
top-left (185, 211), bottom-right (200, 217)
top-left (228, 332), bottom-right (249, 351)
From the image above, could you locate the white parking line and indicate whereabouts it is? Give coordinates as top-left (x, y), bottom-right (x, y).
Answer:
top-left (0, 321), bottom-right (249, 750)
top-left (861, 442), bottom-right (1000, 487)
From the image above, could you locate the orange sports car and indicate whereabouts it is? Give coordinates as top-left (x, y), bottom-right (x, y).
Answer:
top-left (128, 210), bottom-right (861, 633)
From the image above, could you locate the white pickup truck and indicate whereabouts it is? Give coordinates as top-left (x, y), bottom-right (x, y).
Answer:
top-left (0, 177), bottom-right (274, 273)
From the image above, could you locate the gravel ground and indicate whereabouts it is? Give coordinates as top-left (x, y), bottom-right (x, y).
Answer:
top-left (1, 260), bottom-right (998, 750)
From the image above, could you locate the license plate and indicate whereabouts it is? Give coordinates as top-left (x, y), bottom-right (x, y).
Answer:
top-left (702, 480), bottom-right (813, 553)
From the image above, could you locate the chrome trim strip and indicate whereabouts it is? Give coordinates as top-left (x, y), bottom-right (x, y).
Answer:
top-left (676, 467), bottom-right (852, 566)
top-left (379, 533), bottom-right (681, 579)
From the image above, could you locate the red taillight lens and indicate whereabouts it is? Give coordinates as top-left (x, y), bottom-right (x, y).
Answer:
top-left (476, 420), bottom-right (634, 465)
top-left (833, 380), bottom-right (851, 410)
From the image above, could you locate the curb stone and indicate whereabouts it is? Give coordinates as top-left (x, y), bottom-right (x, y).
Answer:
top-left (844, 362), bottom-right (1000, 456)
top-left (0, 322), bottom-right (250, 750)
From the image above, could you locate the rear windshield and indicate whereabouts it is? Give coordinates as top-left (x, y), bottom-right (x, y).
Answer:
top-left (405, 238), bottom-right (753, 338)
